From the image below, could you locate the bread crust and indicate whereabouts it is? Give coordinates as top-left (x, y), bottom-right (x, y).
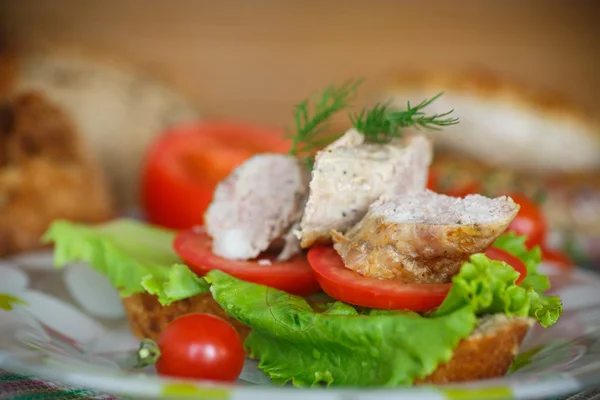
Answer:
top-left (122, 292), bottom-right (250, 342)
top-left (124, 292), bottom-right (531, 384)
top-left (419, 315), bottom-right (533, 384)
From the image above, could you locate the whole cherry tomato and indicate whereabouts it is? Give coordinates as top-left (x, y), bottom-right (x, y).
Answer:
top-left (155, 313), bottom-right (245, 382)
top-left (506, 193), bottom-right (547, 249)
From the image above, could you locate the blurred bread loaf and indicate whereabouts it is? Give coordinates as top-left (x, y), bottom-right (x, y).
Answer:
top-left (0, 48), bottom-right (201, 209)
top-left (0, 92), bottom-right (114, 255)
top-left (387, 70), bottom-right (600, 172)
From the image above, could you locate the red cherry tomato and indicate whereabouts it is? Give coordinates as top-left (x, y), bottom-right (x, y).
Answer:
top-left (506, 193), bottom-right (547, 249)
top-left (174, 230), bottom-right (321, 296)
top-left (307, 245), bottom-right (451, 312)
top-left (156, 313), bottom-right (245, 382)
top-left (141, 121), bottom-right (290, 230)
top-left (485, 247), bottom-right (528, 285)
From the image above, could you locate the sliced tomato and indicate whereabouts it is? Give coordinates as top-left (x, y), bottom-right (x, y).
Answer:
top-left (484, 247), bottom-right (527, 285)
top-left (174, 230), bottom-right (321, 296)
top-left (307, 246), bottom-right (451, 312)
top-left (506, 193), bottom-right (547, 249)
top-left (141, 121), bottom-right (290, 230)
top-left (307, 246), bottom-right (529, 312)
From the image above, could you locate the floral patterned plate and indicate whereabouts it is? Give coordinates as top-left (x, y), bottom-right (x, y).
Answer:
top-left (1, 251), bottom-right (600, 400)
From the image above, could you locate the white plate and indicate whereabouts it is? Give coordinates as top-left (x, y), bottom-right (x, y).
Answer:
top-left (1, 252), bottom-right (600, 400)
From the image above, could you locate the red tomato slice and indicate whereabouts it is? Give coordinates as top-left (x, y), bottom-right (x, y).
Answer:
top-left (141, 121), bottom-right (290, 230)
top-left (174, 230), bottom-right (321, 296)
top-left (307, 246), bottom-right (528, 312)
top-left (307, 246), bottom-right (451, 312)
top-left (484, 247), bottom-right (527, 285)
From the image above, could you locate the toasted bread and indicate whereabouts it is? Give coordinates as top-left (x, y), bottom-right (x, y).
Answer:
top-left (419, 314), bottom-right (533, 384)
top-left (122, 292), bottom-right (251, 342)
top-left (124, 291), bottom-right (532, 385)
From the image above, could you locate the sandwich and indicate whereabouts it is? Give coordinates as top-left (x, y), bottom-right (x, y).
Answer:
top-left (44, 79), bottom-right (562, 387)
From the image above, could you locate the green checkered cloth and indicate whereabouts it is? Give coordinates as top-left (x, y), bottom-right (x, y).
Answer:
top-left (0, 369), bottom-right (120, 400)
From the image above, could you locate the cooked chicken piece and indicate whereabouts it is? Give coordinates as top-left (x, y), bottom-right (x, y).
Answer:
top-left (205, 153), bottom-right (309, 261)
top-left (0, 92), bottom-right (114, 256)
top-left (332, 191), bottom-right (519, 283)
top-left (299, 129), bottom-right (432, 248)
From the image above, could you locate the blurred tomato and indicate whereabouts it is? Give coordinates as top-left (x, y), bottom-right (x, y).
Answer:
top-left (427, 170), bottom-right (480, 197)
top-left (506, 193), bottom-right (547, 249)
top-left (541, 246), bottom-right (574, 271)
top-left (141, 121), bottom-right (290, 230)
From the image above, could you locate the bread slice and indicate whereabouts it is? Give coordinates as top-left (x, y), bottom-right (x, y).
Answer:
top-left (122, 292), bottom-right (250, 342)
top-left (419, 314), bottom-right (533, 384)
top-left (333, 191), bottom-right (520, 283)
top-left (123, 291), bottom-right (532, 385)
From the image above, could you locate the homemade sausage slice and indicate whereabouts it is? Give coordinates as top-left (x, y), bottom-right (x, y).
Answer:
top-left (299, 129), bottom-right (432, 248)
top-left (332, 190), bottom-right (520, 283)
top-left (205, 153), bottom-right (309, 261)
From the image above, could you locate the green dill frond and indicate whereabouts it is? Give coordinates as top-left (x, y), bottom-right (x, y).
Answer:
top-left (350, 92), bottom-right (459, 143)
top-left (288, 78), bottom-right (364, 165)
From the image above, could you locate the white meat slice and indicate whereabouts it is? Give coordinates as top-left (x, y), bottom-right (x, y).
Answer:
top-left (299, 129), bottom-right (432, 248)
top-left (332, 190), bottom-right (520, 283)
top-left (205, 153), bottom-right (309, 260)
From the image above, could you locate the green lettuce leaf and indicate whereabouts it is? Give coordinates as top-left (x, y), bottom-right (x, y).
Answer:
top-left (142, 264), bottom-right (209, 306)
top-left (433, 253), bottom-right (561, 328)
top-left (208, 269), bottom-right (476, 387)
top-left (43, 219), bottom-right (209, 300)
top-left (0, 293), bottom-right (25, 311)
top-left (492, 232), bottom-right (563, 327)
top-left (493, 232), bottom-right (550, 292)
top-left (207, 251), bottom-right (563, 387)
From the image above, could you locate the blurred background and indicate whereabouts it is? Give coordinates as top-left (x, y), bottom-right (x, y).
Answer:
top-left (0, 0), bottom-right (599, 266)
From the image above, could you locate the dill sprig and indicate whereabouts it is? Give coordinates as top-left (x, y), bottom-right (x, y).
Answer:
top-left (288, 78), bottom-right (364, 165)
top-left (350, 92), bottom-right (459, 143)
top-left (287, 81), bottom-right (459, 168)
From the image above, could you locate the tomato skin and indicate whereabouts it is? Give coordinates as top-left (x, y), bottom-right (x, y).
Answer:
top-left (156, 313), bottom-right (245, 382)
top-left (141, 121), bottom-right (290, 230)
top-left (485, 247), bottom-right (527, 285)
top-left (307, 246), bottom-right (451, 312)
top-left (506, 193), bottom-right (547, 249)
top-left (174, 230), bottom-right (321, 296)
top-left (307, 246), bottom-right (528, 312)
